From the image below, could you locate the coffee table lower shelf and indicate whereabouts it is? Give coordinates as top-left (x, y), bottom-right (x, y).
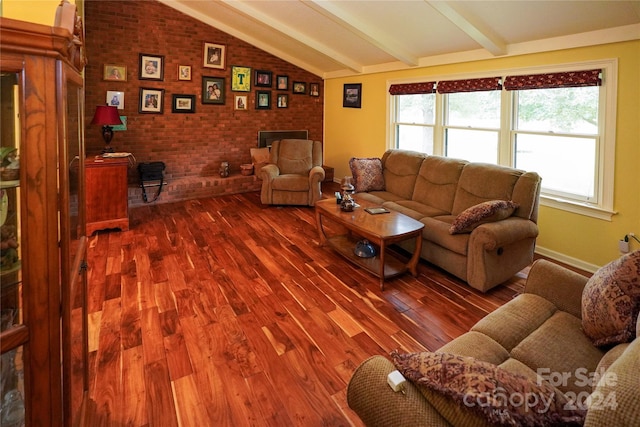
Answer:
top-left (324, 234), bottom-right (409, 281)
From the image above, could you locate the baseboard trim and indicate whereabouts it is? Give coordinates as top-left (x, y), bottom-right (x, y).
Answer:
top-left (535, 246), bottom-right (600, 274)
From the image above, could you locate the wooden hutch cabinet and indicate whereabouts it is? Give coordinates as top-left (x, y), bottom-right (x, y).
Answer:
top-left (0, 16), bottom-right (90, 427)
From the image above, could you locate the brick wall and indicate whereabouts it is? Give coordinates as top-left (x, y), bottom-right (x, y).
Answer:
top-left (84, 0), bottom-right (323, 205)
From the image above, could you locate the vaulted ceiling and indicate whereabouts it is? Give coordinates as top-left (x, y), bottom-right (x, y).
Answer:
top-left (160, 0), bottom-right (640, 78)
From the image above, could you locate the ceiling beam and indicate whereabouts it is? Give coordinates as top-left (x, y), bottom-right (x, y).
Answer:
top-left (219, 0), bottom-right (364, 73)
top-left (427, 1), bottom-right (507, 56)
top-left (303, 0), bottom-right (419, 67)
top-left (158, 0), bottom-right (330, 76)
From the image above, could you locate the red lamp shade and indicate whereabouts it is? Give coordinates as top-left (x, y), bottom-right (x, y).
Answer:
top-left (91, 105), bottom-right (122, 126)
top-left (91, 106), bottom-right (123, 153)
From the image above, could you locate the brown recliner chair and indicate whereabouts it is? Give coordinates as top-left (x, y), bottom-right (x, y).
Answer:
top-left (260, 139), bottom-right (325, 206)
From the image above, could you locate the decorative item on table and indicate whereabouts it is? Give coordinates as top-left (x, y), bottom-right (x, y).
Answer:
top-left (240, 163), bottom-right (254, 176)
top-left (340, 193), bottom-right (356, 212)
top-left (354, 239), bottom-right (376, 258)
top-left (219, 161), bottom-right (230, 177)
top-left (340, 176), bottom-right (355, 198)
top-left (0, 147), bottom-right (19, 181)
top-left (90, 105), bottom-right (123, 153)
top-left (335, 191), bottom-right (342, 204)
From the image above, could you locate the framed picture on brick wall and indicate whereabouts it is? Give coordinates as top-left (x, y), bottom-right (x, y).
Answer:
top-left (139, 53), bottom-right (164, 81)
top-left (231, 66), bottom-right (251, 92)
top-left (203, 42), bottom-right (226, 69)
top-left (202, 76), bottom-right (225, 105)
top-left (234, 95), bottom-right (248, 111)
top-left (255, 70), bottom-right (272, 87)
top-left (178, 65), bottom-right (191, 81)
top-left (293, 81), bottom-right (306, 94)
top-left (276, 75), bottom-right (288, 91)
top-left (310, 83), bottom-right (320, 97)
top-left (172, 94), bottom-right (196, 113)
top-left (256, 91), bottom-right (271, 109)
top-left (139, 88), bottom-right (164, 113)
top-left (277, 94), bottom-right (288, 108)
top-left (103, 64), bottom-right (127, 81)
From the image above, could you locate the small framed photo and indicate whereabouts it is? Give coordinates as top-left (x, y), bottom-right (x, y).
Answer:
top-left (256, 91), bottom-right (271, 109)
top-left (293, 81), bottom-right (306, 94)
top-left (309, 83), bottom-right (320, 97)
top-left (139, 53), bottom-right (164, 81)
top-left (343, 83), bottom-right (362, 108)
top-left (255, 70), bottom-right (272, 87)
top-left (172, 94), bottom-right (196, 113)
top-left (202, 76), bottom-right (225, 104)
top-left (106, 91), bottom-right (124, 110)
top-left (277, 93), bottom-right (288, 108)
top-left (276, 75), bottom-right (289, 91)
top-left (178, 65), bottom-right (191, 81)
top-left (203, 42), bottom-right (226, 69)
top-left (231, 66), bottom-right (251, 92)
top-left (103, 64), bottom-right (127, 81)
top-left (139, 87), bottom-right (164, 113)
top-left (234, 95), bottom-right (248, 111)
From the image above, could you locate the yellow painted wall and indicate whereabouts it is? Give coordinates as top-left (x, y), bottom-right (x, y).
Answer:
top-left (324, 41), bottom-right (640, 269)
top-left (2, 0), bottom-right (72, 25)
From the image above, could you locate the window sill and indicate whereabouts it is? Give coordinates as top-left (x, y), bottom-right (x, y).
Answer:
top-left (540, 195), bottom-right (617, 221)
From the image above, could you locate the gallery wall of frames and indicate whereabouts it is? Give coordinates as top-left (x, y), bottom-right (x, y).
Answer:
top-left (85, 0), bottom-right (323, 195)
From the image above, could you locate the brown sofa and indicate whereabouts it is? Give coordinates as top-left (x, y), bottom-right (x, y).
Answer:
top-left (354, 149), bottom-right (541, 292)
top-left (347, 258), bottom-right (640, 426)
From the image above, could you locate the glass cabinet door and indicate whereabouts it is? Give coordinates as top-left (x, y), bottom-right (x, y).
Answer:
top-left (0, 71), bottom-right (26, 427)
top-left (60, 66), bottom-right (88, 427)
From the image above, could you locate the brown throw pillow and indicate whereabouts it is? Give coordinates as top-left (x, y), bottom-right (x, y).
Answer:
top-left (449, 200), bottom-right (519, 234)
top-left (391, 350), bottom-right (585, 427)
top-left (349, 157), bottom-right (385, 192)
top-left (581, 250), bottom-right (640, 347)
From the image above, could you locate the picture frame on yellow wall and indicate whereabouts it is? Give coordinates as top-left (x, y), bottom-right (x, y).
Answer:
top-left (343, 83), bottom-right (362, 108)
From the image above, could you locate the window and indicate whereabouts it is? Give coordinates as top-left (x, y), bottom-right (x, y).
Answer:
top-left (389, 61), bottom-right (617, 219)
top-left (444, 91), bottom-right (501, 163)
top-left (512, 86), bottom-right (599, 202)
top-left (395, 93), bottom-right (435, 153)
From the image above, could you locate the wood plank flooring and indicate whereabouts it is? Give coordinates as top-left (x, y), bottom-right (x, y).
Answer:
top-left (85, 189), bottom-right (532, 426)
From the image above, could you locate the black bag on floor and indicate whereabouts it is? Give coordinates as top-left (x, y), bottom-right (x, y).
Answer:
top-left (138, 161), bottom-right (166, 203)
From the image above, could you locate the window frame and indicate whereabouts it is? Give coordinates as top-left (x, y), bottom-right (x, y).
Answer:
top-left (388, 59), bottom-right (618, 220)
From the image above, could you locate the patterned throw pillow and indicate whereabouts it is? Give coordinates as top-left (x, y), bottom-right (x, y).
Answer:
top-left (582, 250), bottom-right (640, 347)
top-left (391, 350), bottom-right (585, 427)
top-left (349, 157), bottom-right (385, 192)
top-left (449, 200), bottom-right (519, 234)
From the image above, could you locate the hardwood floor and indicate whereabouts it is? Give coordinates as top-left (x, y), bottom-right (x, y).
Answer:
top-left (85, 189), bottom-right (535, 426)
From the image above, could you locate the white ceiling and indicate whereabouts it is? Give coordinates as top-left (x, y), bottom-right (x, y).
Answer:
top-left (160, 0), bottom-right (640, 78)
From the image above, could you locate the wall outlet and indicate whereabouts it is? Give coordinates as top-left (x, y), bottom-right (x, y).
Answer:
top-left (619, 240), bottom-right (630, 253)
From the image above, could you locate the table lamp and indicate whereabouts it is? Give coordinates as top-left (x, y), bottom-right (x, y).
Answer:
top-left (91, 105), bottom-right (123, 153)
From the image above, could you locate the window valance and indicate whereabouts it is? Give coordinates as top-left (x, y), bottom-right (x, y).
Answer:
top-left (436, 77), bottom-right (502, 94)
top-left (503, 69), bottom-right (602, 91)
top-left (389, 82), bottom-right (436, 95)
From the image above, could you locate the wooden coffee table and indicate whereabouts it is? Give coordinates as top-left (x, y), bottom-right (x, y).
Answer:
top-left (315, 198), bottom-right (424, 290)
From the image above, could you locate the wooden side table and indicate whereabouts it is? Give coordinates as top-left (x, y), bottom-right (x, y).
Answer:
top-left (85, 156), bottom-right (129, 236)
